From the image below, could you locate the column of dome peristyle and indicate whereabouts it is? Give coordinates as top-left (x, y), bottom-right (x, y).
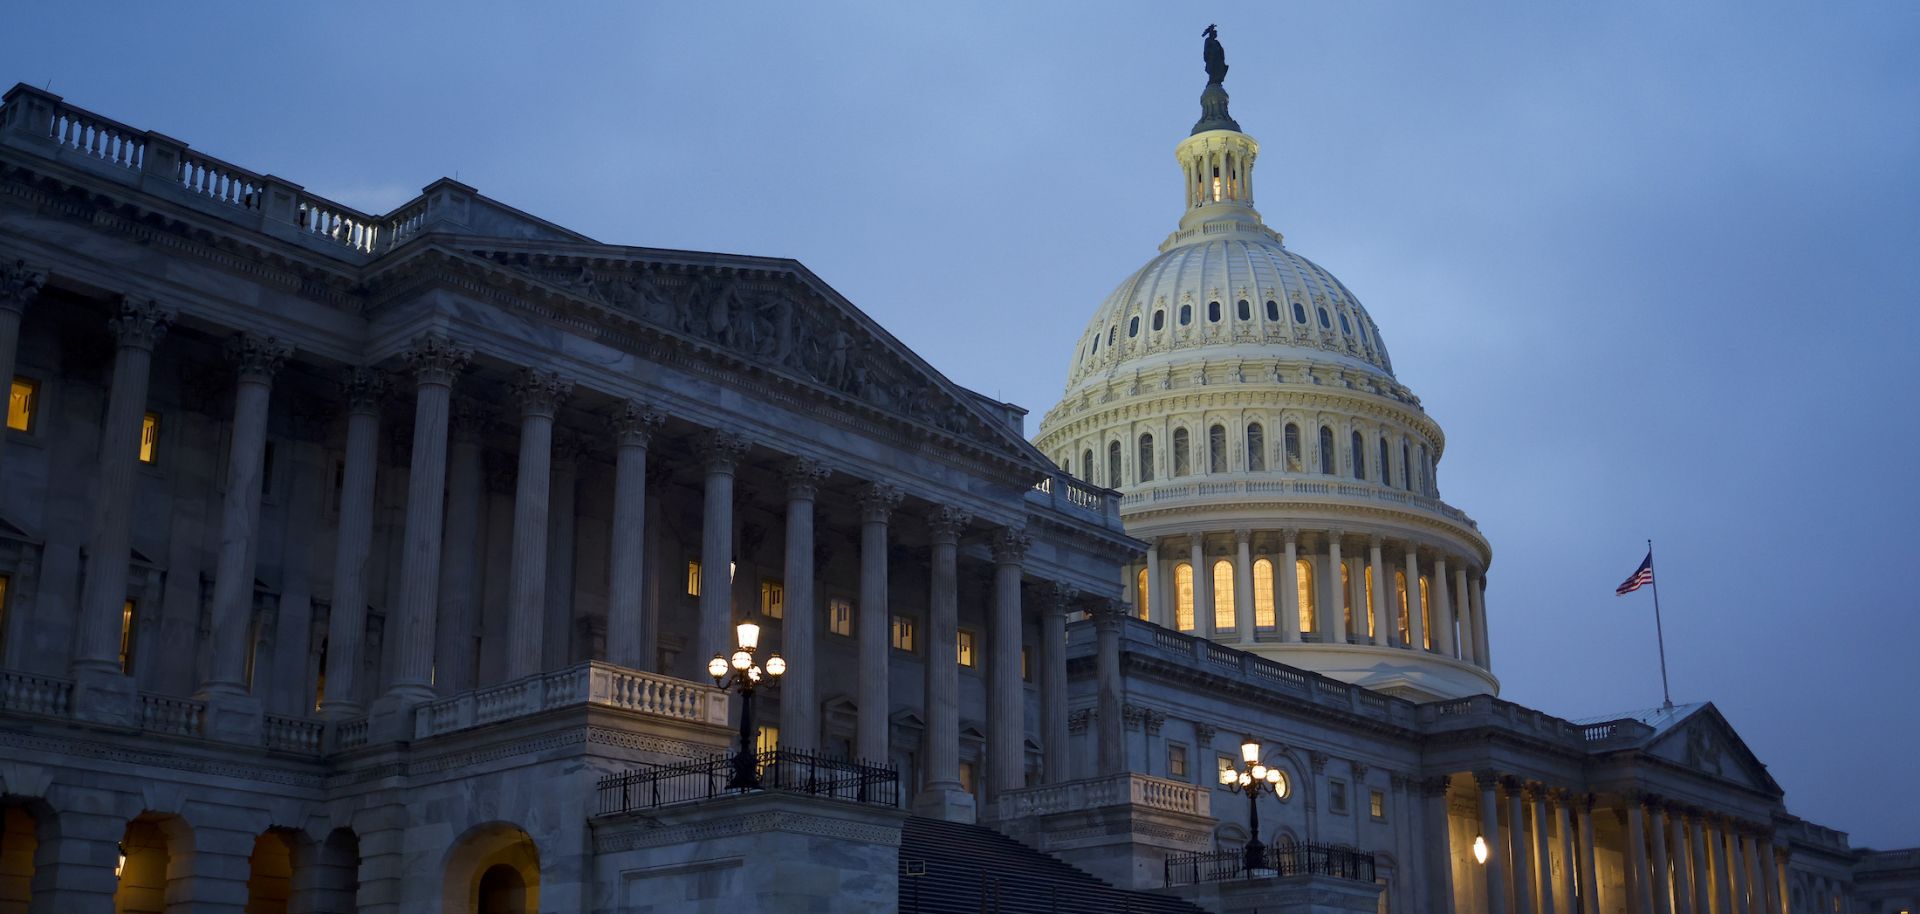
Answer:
top-left (1173, 129), bottom-right (1266, 237)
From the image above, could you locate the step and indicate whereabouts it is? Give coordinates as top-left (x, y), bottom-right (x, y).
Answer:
top-left (899, 817), bottom-right (1209, 914)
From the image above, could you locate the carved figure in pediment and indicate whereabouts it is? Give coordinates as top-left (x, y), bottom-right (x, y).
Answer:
top-left (820, 326), bottom-right (854, 390)
top-left (609, 272), bottom-right (678, 326)
top-left (557, 265), bottom-right (606, 304)
top-left (742, 290), bottom-right (797, 365)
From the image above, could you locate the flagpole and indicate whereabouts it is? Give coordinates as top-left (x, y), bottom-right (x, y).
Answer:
top-left (1648, 538), bottom-right (1673, 711)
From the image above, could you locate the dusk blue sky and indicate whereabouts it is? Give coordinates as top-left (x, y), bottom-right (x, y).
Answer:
top-left (12, 2), bottom-right (1917, 846)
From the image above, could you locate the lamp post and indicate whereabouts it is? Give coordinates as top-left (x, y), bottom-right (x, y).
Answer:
top-left (1218, 735), bottom-right (1289, 874)
top-left (707, 620), bottom-right (785, 789)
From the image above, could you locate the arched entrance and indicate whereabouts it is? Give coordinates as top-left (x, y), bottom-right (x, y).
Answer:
top-left (441, 823), bottom-right (539, 914)
top-left (476, 864), bottom-right (526, 914)
top-left (245, 829), bottom-right (296, 914)
top-left (0, 800), bottom-right (39, 913)
top-left (115, 814), bottom-right (190, 914)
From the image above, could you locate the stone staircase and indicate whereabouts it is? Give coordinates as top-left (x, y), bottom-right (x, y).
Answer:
top-left (898, 816), bottom-right (1211, 914)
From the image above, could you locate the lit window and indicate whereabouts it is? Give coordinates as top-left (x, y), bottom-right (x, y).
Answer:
top-left (1211, 560), bottom-right (1235, 632)
top-left (1136, 568), bottom-right (1150, 620)
top-left (1174, 563), bottom-right (1195, 632)
top-left (1169, 743), bottom-right (1189, 778)
top-left (756, 725), bottom-right (779, 755)
top-left (1330, 779), bottom-right (1348, 814)
top-left (1297, 559), bottom-right (1316, 635)
top-left (957, 629), bottom-right (977, 668)
top-left (1370, 789), bottom-right (1386, 819)
top-left (687, 560), bottom-right (702, 596)
top-left (891, 615), bottom-right (916, 652)
top-left (959, 762), bottom-right (977, 794)
top-left (1419, 576), bottom-right (1433, 650)
top-left (1341, 559), bottom-right (1353, 639)
top-left (1396, 570), bottom-right (1411, 646)
top-left (761, 580), bottom-right (784, 619)
top-left (138, 412), bottom-right (160, 464)
top-left (1364, 565), bottom-right (1376, 639)
top-left (119, 600), bottom-right (138, 674)
top-left (828, 598), bottom-right (853, 637)
top-left (8, 377), bottom-right (37, 432)
top-left (1236, 299), bottom-right (1250, 321)
top-left (1253, 558), bottom-right (1275, 628)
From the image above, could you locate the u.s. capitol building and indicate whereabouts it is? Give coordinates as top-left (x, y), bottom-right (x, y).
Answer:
top-left (0, 30), bottom-right (1910, 914)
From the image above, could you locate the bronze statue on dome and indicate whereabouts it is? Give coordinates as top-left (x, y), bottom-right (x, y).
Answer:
top-left (1203, 24), bottom-right (1229, 86)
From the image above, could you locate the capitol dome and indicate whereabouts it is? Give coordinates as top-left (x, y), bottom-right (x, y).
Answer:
top-left (1035, 42), bottom-right (1496, 700)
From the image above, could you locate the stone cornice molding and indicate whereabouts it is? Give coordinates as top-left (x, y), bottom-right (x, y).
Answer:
top-left (0, 258), bottom-right (46, 314)
top-left (403, 333), bottom-right (471, 388)
top-left (227, 333), bottom-right (292, 385)
top-left (609, 400), bottom-right (666, 448)
top-left (108, 298), bottom-right (174, 351)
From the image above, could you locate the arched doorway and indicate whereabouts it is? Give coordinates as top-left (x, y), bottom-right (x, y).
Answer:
top-left (476, 864), bottom-right (526, 914)
top-left (441, 823), bottom-right (539, 914)
top-left (245, 829), bottom-right (296, 914)
top-left (0, 800), bottom-right (40, 913)
top-left (115, 814), bottom-right (189, 914)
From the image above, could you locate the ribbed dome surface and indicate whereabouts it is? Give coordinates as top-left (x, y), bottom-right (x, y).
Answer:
top-left (1062, 234), bottom-right (1394, 396)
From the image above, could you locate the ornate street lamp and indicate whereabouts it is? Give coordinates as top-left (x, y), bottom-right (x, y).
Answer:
top-left (1218, 735), bottom-right (1290, 874)
top-left (708, 621), bottom-right (785, 789)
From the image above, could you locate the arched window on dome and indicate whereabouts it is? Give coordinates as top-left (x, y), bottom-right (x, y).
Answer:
top-left (1253, 558), bottom-right (1276, 628)
top-left (1091, 334), bottom-right (1100, 354)
top-left (1081, 448), bottom-right (1094, 483)
top-left (1266, 300), bottom-right (1279, 322)
top-left (1236, 299), bottom-right (1250, 321)
top-left (1208, 424), bottom-right (1227, 473)
top-left (1179, 304), bottom-right (1193, 326)
top-left (1283, 423), bottom-right (1301, 472)
top-left (1107, 441), bottom-right (1122, 488)
top-left (1174, 562), bottom-right (1195, 632)
top-left (1419, 575), bottom-right (1433, 650)
top-left (1107, 326), bottom-right (1117, 348)
top-left (1293, 302), bottom-right (1308, 324)
top-left (1172, 428), bottom-right (1191, 476)
top-left (1339, 313), bottom-right (1352, 335)
top-left (1137, 434), bottom-right (1155, 483)
top-left (1128, 316), bottom-right (1140, 337)
top-left (1419, 444), bottom-right (1432, 495)
top-left (1401, 443), bottom-right (1413, 491)
top-left (1350, 430), bottom-right (1366, 480)
top-left (1212, 559), bottom-right (1236, 633)
top-left (1153, 310), bottom-right (1166, 331)
top-left (1135, 568), bottom-right (1149, 620)
top-left (1246, 423), bottom-right (1265, 472)
top-left (1379, 437), bottom-right (1392, 488)
top-left (1318, 426), bottom-right (1336, 476)
top-left (1317, 307), bottom-right (1331, 329)
top-left (1208, 301), bottom-right (1222, 323)
top-left (1395, 570), bottom-right (1411, 647)
top-left (1296, 559), bottom-right (1316, 637)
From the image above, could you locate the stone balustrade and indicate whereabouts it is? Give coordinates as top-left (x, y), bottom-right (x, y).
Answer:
top-left (414, 660), bottom-right (729, 740)
top-left (1027, 469), bottom-right (1125, 528)
top-left (140, 693), bottom-right (205, 737)
top-left (1118, 476), bottom-right (1479, 531)
top-left (997, 771), bottom-right (1212, 821)
top-left (264, 714), bottom-right (325, 754)
top-left (0, 670), bottom-right (72, 717)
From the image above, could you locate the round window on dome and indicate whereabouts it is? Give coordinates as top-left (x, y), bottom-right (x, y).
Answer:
top-left (1292, 302), bottom-right (1307, 324)
top-left (1207, 301), bottom-right (1221, 323)
top-left (1128, 316), bottom-right (1140, 337)
top-left (1153, 310), bottom-right (1166, 331)
top-left (1317, 307), bottom-right (1331, 329)
top-left (1266, 300), bottom-right (1279, 322)
top-left (1236, 299), bottom-right (1250, 321)
top-left (1179, 305), bottom-right (1192, 326)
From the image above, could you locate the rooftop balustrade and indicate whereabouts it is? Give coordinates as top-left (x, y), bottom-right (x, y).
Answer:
top-left (1028, 469), bottom-right (1126, 529)
top-left (1118, 475), bottom-right (1480, 532)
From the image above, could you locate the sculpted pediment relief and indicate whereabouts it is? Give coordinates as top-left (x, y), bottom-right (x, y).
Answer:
top-left (1646, 708), bottom-right (1777, 794)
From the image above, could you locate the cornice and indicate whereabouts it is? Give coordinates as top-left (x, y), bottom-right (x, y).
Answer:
top-left (1036, 384), bottom-right (1444, 454)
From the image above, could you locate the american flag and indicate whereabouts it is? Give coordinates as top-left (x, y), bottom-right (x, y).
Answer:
top-left (1615, 552), bottom-right (1654, 595)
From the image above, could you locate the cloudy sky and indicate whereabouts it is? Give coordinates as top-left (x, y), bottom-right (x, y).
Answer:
top-left (13, 2), bottom-right (1917, 847)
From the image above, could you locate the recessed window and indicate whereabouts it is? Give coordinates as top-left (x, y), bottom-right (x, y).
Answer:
top-left (1297, 558), bottom-right (1317, 635)
top-left (1211, 559), bottom-right (1235, 632)
top-left (1339, 313), bottom-right (1352, 335)
top-left (1152, 310), bottom-right (1166, 331)
top-left (757, 724), bottom-right (780, 755)
top-left (1169, 743), bottom-right (1189, 779)
top-left (1253, 558), bottom-right (1276, 628)
top-left (1246, 423), bottom-right (1265, 472)
top-left (1370, 789), bottom-right (1386, 819)
top-left (1172, 428), bottom-right (1191, 476)
top-left (1217, 754), bottom-right (1235, 783)
top-left (1284, 423), bottom-right (1301, 470)
top-left (119, 599), bottom-right (138, 674)
top-left (761, 580), bottom-right (784, 619)
top-left (1128, 316), bottom-right (1140, 337)
top-left (1351, 431), bottom-right (1366, 480)
top-left (891, 615), bottom-right (916, 652)
top-left (1091, 334), bottom-right (1100, 354)
top-left (1138, 433), bottom-right (1155, 483)
top-left (1082, 449), bottom-right (1093, 482)
top-left (1292, 302), bottom-right (1307, 324)
top-left (1265, 300), bottom-right (1279, 322)
top-left (1179, 304), bottom-right (1193, 326)
top-left (828, 598), bottom-right (853, 636)
top-left (1107, 440), bottom-right (1122, 488)
top-left (1317, 307), bottom-right (1331, 329)
top-left (957, 629), bottom-right (978, 667)
top-left (687, 561), bottom-right (702, 596)
top-left (1236, 299), bottom-right (1250, 321)
top-left (1207, 301), bottom-right (1221, 323)
top-left (1136, 568), bottom-right (1150, 620)
top-left (1379, 438), bottom-right (1392, 488)
top-left (1319, 426), bottom-right (1336, 475)
top-left (1207, 424), bottom-right (1226, 473)
top-left (1330, 779), bottom-right (1349, 815)
top-left (1021, 646), bottom-right (1032, 681)
top-left (1107, 326), bottom-right (1117, 347)
top-left (959, 761), bottom-right (977, 795)
top-left (8, 377), bottom-right (38, 432)
top-left (138, 412), bottom-right (160, 464)
top-left (1175, 562), bottom-right (1195, 632)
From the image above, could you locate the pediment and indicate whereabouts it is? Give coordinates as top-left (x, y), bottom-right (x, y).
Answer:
top-left (461, 244), bottom-right (1047, 474)
top-left (1644, 705), bottom-right (1781, 796)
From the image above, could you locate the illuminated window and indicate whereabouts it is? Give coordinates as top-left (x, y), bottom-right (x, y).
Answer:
top-left (760, 580), bottom-right (784, 619)
top-left (1138, 434), bottom-right (1154, 482)
top-left (828, 598), bottom-right (853, 637)
top-left (1174, 563), bottom-right (1195, 632)
top-left (1021, 646), bottom-right (1031, 682)
top-left (1297, 559), bottom-right (1316, 635)
top-left (1172, 428), bottom-right (1191, 476)
top-left (1246, 423), bottom-right (1265, 472)
top-left (1341, 560), bottom-right (1353, 639)
top-left (138, 412), bottom-right (160, 464)
top-left (1253, 558), bottom-right (1275, 628)
top-left (1318, 426), bottom-right (1335, 475)
top-left (1169, 743), bottom-right (1189, 778)
top-left (118, 600), bottom-right (138, 674)
top-left (8, 377), bottom-right (37, 432)
top-left (1364, 565), bottom-right (1376, 639)
top-left (959, 762), bottom-right (976, 794)
top-left (1419, 576), bottom-right (1433, 650)
top-left (1370, 789), bottom-right (1386, 819)
top-left (1211, 560), bottom-right (1235, 632)
top-left (1217, 755), bottom-right (1235, 782)
top-left (1136, 568), bottom-right (1150, 620)
top-left (890, 615), bottom-right (916, 652)
top-left (1208, 424), bottom-right (1226, 473)
top-left (756, 724), bottom-right (779, 755)
top-left (957, 629), bottom-right (977, 668)
top-left (686, 560), bottom-right (701, 596)
top-left (1396, 570), bottom-right (1411, 646)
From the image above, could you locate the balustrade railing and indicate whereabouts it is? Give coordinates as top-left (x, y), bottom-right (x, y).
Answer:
top-left (1117, 476), bottom-right (1479, 531)
top-left (415, 660), bottom-right (728, 740)
top-left (0, 670), bottom-right (72, 717)
top-left (996, 772), bottom-right (1211, 821)
top-left (140, 694), bottom-right (205, 737)
top-left (334, 717), bottom-right (370, 751)
top-left (1027, 470), bottom-right (1122, 525)
top-left (595, 749), bottom-right (900, 817)
top-left (176, 151), bottom-right (264, 211)
top-left (295, 194), bottom-right (381, 253)
top-left (1164, 843), bottom-right (1377, 888)
top-left (46, 104), bottom-right (145, 169)
top-left (264, 714), bottom-right (324, 753)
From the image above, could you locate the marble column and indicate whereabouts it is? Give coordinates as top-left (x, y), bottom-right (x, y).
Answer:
top-left (503, 369), bottom-right (571, 681)
top-left (1405, 547), bottom-right (1427, 651)
top-left (1669, 808), bottom-right (1695, 914)
top-left (1455, 566), bottom-right (1476, 663)
top-left (1698, 815), bottom-right (1724, 914)
top-left (1144, 540), bottom-right (1163, 627)
top-left (1369, 537), bottom-right (1390, 646)
top-left (1628, 800), bottom-right (1654, 914)
top-left (855, 482), bottom-right (901, 763)
top-left (696, 430), bottom-right (751, 665)
top-left (543, 433), bottom-right (581, 669)
top-left (0, 260), bottom-right (44, 476)
top-left (1741, 832), bottom-right (1762, 914)
top-left (1321, 534), bottom-right (1345, 642)
top-left (1424, 778), bottom-right (1457, 914)
top-left (1040, 583), bottom-right (1074, 784)
top-left (1577, 795), bottom-right (1601, 914)
top-left (605, 402), bottom-right (664, 670)
top-left (71, 300), bottom-right (172, 723)
top-left (1473, 574), bottom-right (1491, 667)
top-left (1533, 787), bottom-right (1557, 914)
top-left (775, 457), bottom-right (828, 752)
top-left (1232, 530), bottom-right (1254, 643)
top-left (1649, 801), bottom-right (1674, 914)
top-left (1094, 599), bottom-right (1125, 777)
top-left (1761, 845), bottom-right (1782, 914)
top-left (322, 370), bottom-right (384, 719)
top-left (1509, 780), bottom-right (1537, 914)
top-left (377, 335), bottom-right (470, 711)
top-left (1188, 536), bottom-right (1208, 633)
top-left (433, 401), bottom-right (485, 695)
top-left (1280, 530), bottom-right (1300, 642)
top-left (1722, 822), bottom-right (1745, 914)
top-left (916, 505), bottom-right (973, 822)
top-left (988, 527), bottom-right (1029, 801)
top-left (1687, 813), bottom-right (1711, 914)
top-left (1555, 791), bottom-right (1577, 914)
top-left (1478, 772), bottom-right (1510, 914)
top-left (1433, 555), bottom-right (1457, 658)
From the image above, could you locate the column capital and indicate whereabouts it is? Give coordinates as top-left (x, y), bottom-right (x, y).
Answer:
top-left (1232, 528), bottom-right (1251, 545)
top-left (341, 368), bottom-right (387, 415)
top-left (783, 456), bottom-right (832, 499)
top-left (1473, 769), bottom-right (1503, 791)
top-left (926, 505), bottom-right (972, 544)
top-left (609, 400), bottom-right (666, 447)
top-left (1, 258), bottom-right (47, 314)
top-left (1088, 596), bottom-right (1130, 626)
top-left (226, 333), bottom-right (291, 384)
top-left (107, 299), bottom-right (174, 351)
top-left (694, 428), bottom-right (752, 471)
top-left (403, 334), bottom-right (471, 387)
top-left (449, 399), bottom-right (488, 444)
top-left (1419, 775), bottom-right (1452, 798)
top-left (1326, 527), bottom-right (1346, 544)
top-left (510, 367), bottom-right (573, 418)
top-left (989, 527), bottom-right (1031, 564)
top-left (1369, 534), bottom-right (1385, 549)
top-left (1281, 527), bottom-right (1299, 546)
top-left (1039, 580), bottom-right (1080, 616)
top-left (857, 481), bottom-right (904, 521)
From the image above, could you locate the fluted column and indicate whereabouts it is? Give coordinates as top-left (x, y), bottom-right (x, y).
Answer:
top-left (1649, 802), bottom-right (1674, 914)
top-left (606, 402), bottom-right (665, 670)
top-left (776, 457), bottom-right (829, 751)
top-left (503, 369), bottom-right (571, 681)
top-left (1188, 536), bottom-right (1209, 633)
top-left (1668, 807), bottom-right (1695, 914)
top-left (1369, 537), bottom-right (1390, 646)
top-left (380, 335), bottom-right (470, 707)
top-left (0, 260), bottom-right (44, 476)
top-left (1555, 791), bottom-right (1577, 914)
top-left (916, 505), bottom-right (974, 822)
top-left (1232, 529), bottom-right (1254, 643)
top-left (1760, 844), bottom-right (1782, 914)
top-left (1533, 787), bottom-right (1557, 914)
top-left (1405, 547), bottom-right (1427, 651)
top-left (1280, 530), bottom-right (1300, 642)
top-left (1321, 534), bottom-right (1345, 642)
top-left (1509, 780), bottom-right (1537, 914)
top-left (696, 430), bottom-right (751, 664)
top-left (1722, 822), bottom-right (1745, 914)
top-left (1455, 566), bottom-right (1476, 662)
top-left (1473, 574), bottom-right (1491, 667)
top-left (1144, 540), bottom-right (1162, 626)
top-left (855, 483), bottom-right (901, 763)
top-left (1577, 795), bottom-right (1601, 914)
top-left (433, 401), bottom-right (485, 695)
top-left (1424, 777), bottom-right (1457, 913)
top-left (1478, 772), bottom-right (1510, 914)
top-left (543, 432), bottom-right (582, 669)
top-left (1094, 599), bottom-right (1125, 777)
top-left (1433, 555), bottom-right (1457, 658)
top-left (988, 527), bottom-right (1029, 801)
top-left (322, 370), bottom-right (384, 719)
top-left (1741, 832), bottom-right (1762, 914)
top-left (72, 301), bottom-right (172, 719)
top-left (1040, 583), bottom-right (1074, 784)
top-left (1688, 813), bottom-right (1712, 914)
top-left (1627, 799), bottom-right (1654, 914)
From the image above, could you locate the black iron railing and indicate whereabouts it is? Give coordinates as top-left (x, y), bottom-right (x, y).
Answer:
top-left (1164, 842), bottom-right (1377, 887)
top-left (596, 748), bottom-right (899, 816)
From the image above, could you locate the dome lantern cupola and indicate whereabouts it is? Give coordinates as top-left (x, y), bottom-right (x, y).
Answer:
top-left (1172, 27), bottom-right (1273, 244)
